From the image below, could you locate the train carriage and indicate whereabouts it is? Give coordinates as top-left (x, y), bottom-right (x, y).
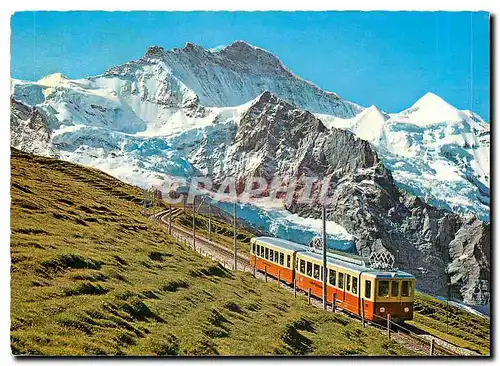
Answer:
top-left (250, 237), bottom-right (306, 283)
top-left (250, 236), bottom-right (416, 324)
top-left (295, 250), bottom-right (415, 322)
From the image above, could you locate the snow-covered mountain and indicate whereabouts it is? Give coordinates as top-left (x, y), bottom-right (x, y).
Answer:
top-left (104, 41), bottom-right (363, 116)
top-left (318, 92), bottom-right (490, 221)
top-left (11, 41), bottom-right (490, 222)
top-left (10, 41), bottom-right (490, 305)
top-left (12, 41), bottom-right (360, 136)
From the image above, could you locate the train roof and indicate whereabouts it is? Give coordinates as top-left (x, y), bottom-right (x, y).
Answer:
top-left (252, 236), bottom-right (307, 253)
top-left (253, 236), bottom-right (415, 279)
top-left (298, 250), bottom-right (367, 272)
top-left (327, 248), bottom-right (368, 263)
top-left (297, 250), bottom-right (415, 279)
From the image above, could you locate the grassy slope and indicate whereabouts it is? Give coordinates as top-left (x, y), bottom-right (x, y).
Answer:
top-left (174, 205), bottom-right (491, 356)
top-left (10, 149), bottom-right (416, 356)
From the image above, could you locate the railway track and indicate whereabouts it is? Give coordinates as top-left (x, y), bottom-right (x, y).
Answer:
top-left (153, 208), bottom-right (251, 271)
top-left (151, 208), bottom-right (471, 356)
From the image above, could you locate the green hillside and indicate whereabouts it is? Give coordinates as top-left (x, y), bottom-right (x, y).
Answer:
top-left (410, 292), bottom-right (490, 355)
top-left (173, 203), bottom-right (491, 356)
top-left (11, 149), bottom-right (418, 356)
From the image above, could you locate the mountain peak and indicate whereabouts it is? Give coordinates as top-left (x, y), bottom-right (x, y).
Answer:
top-left (38, 72), bottom-right (67, 81)
top-left (183, 42), bottom-right (205, 52)
top-left (254, 90), bottom-right (278, 103)
top-left (358, 105), bottom-right (389, 122)
top-left (37, 73), bottom-right (70, 87)
top-left (250, 91), bottom-right (302, 112)
top-left (99, 40), bottom-right (361, 117)
top-left (407, 92), bottom-right (458, 113)
top-left (217, 41), bottom-right (287, 73)
top-left (144, 45), bottom-right (166, 60)
top-left (412, 92), bottom-right (455, 110)
top-left (364, 104), bottom-right (383, 114)
top-left (398, 92), bottom-right (466, 126)
top-left (222, 40), bottom-right (258, 51)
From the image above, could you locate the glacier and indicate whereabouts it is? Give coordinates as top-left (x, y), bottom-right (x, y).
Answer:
top-left (317, 93), bottom-right (490, 222)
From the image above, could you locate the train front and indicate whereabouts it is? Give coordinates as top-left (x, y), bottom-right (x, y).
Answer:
top-left (372, 271), bottom-right (416, 323)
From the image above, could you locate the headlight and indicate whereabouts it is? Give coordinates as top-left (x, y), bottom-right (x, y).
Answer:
top-left (379, 307), bottom-right (385, 313)
top-left (404, 307), bottom-right (410, 313)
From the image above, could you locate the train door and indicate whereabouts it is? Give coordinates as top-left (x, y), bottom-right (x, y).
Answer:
top-left (361, 275), bottom-right (373, 320)
top-left (338, 272), bottom-right (345, 302)
top-left (287, 252), bottom-right (293, 283)
top-left (391, 280), bottom-right (401, 311)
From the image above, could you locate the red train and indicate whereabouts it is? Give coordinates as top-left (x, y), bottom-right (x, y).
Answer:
top-left (249, 236), bottom-right (416, 323)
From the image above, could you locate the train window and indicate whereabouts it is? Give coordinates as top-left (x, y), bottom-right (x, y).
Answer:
top-left (391, 281), bottom-right (399, 297)
top-left (338, 273), bottom-right (344, 289)
top-left (365, 280), bottom-right (372, 299)
top-left (299, 259), bottom-right (305, 274)
top-left (313, 264), bottom-right (320, 280)
top-left (260, 245), bottom-right (264, 257)
top-left (352, 277), bottom-right (358, 294)
top-left (270, 250), bottom-right (274, 262)
top-left (287, 255), bottom-right (291, 268)
top-left (275, 252), bottom-right (280, 264)
top-left (329, 269), bottom-right (336, 286)
top-left (346, 274), bottom-right (351, 291)
top-left (280, 253), bottom-right (284, 266)
top-left (378, 281), bottom-right (389, 297)
top-left (252, 243), bottom-right (256, 254)
top-left (306, 262), bottom-right (312, 277)
top-left (402, 281), bottom-right (412, 297)
top-left (265, 247), bottom-right (269, 260)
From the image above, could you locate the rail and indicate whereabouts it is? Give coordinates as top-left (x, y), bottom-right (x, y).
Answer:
top-left (156, 209), bottom-right (250, 265)
top-left (330, 298), bottom-right (459, 356)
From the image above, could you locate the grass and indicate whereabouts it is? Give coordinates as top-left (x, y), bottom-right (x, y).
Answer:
top-left (408, 292), bottom-right (490, 355)
top-left (10, 148), bottom-right (417, 356)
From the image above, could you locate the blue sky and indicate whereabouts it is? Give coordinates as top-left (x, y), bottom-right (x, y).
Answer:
top-left (11, 11), bottom-right (490, 119)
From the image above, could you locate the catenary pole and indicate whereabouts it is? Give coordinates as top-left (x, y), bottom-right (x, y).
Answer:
top-left (208, 203), bottom-right (212, 241)
top-left (233, 201), bottom-right (237, 270)
top-left (192, 196), bottom-right (196, 251)
top-left (322, 205), bottom-right (327, 310)
top-left (168, 203), bottom-right (172, 235)
top-left (152, 188), bottom-right (155, 217)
